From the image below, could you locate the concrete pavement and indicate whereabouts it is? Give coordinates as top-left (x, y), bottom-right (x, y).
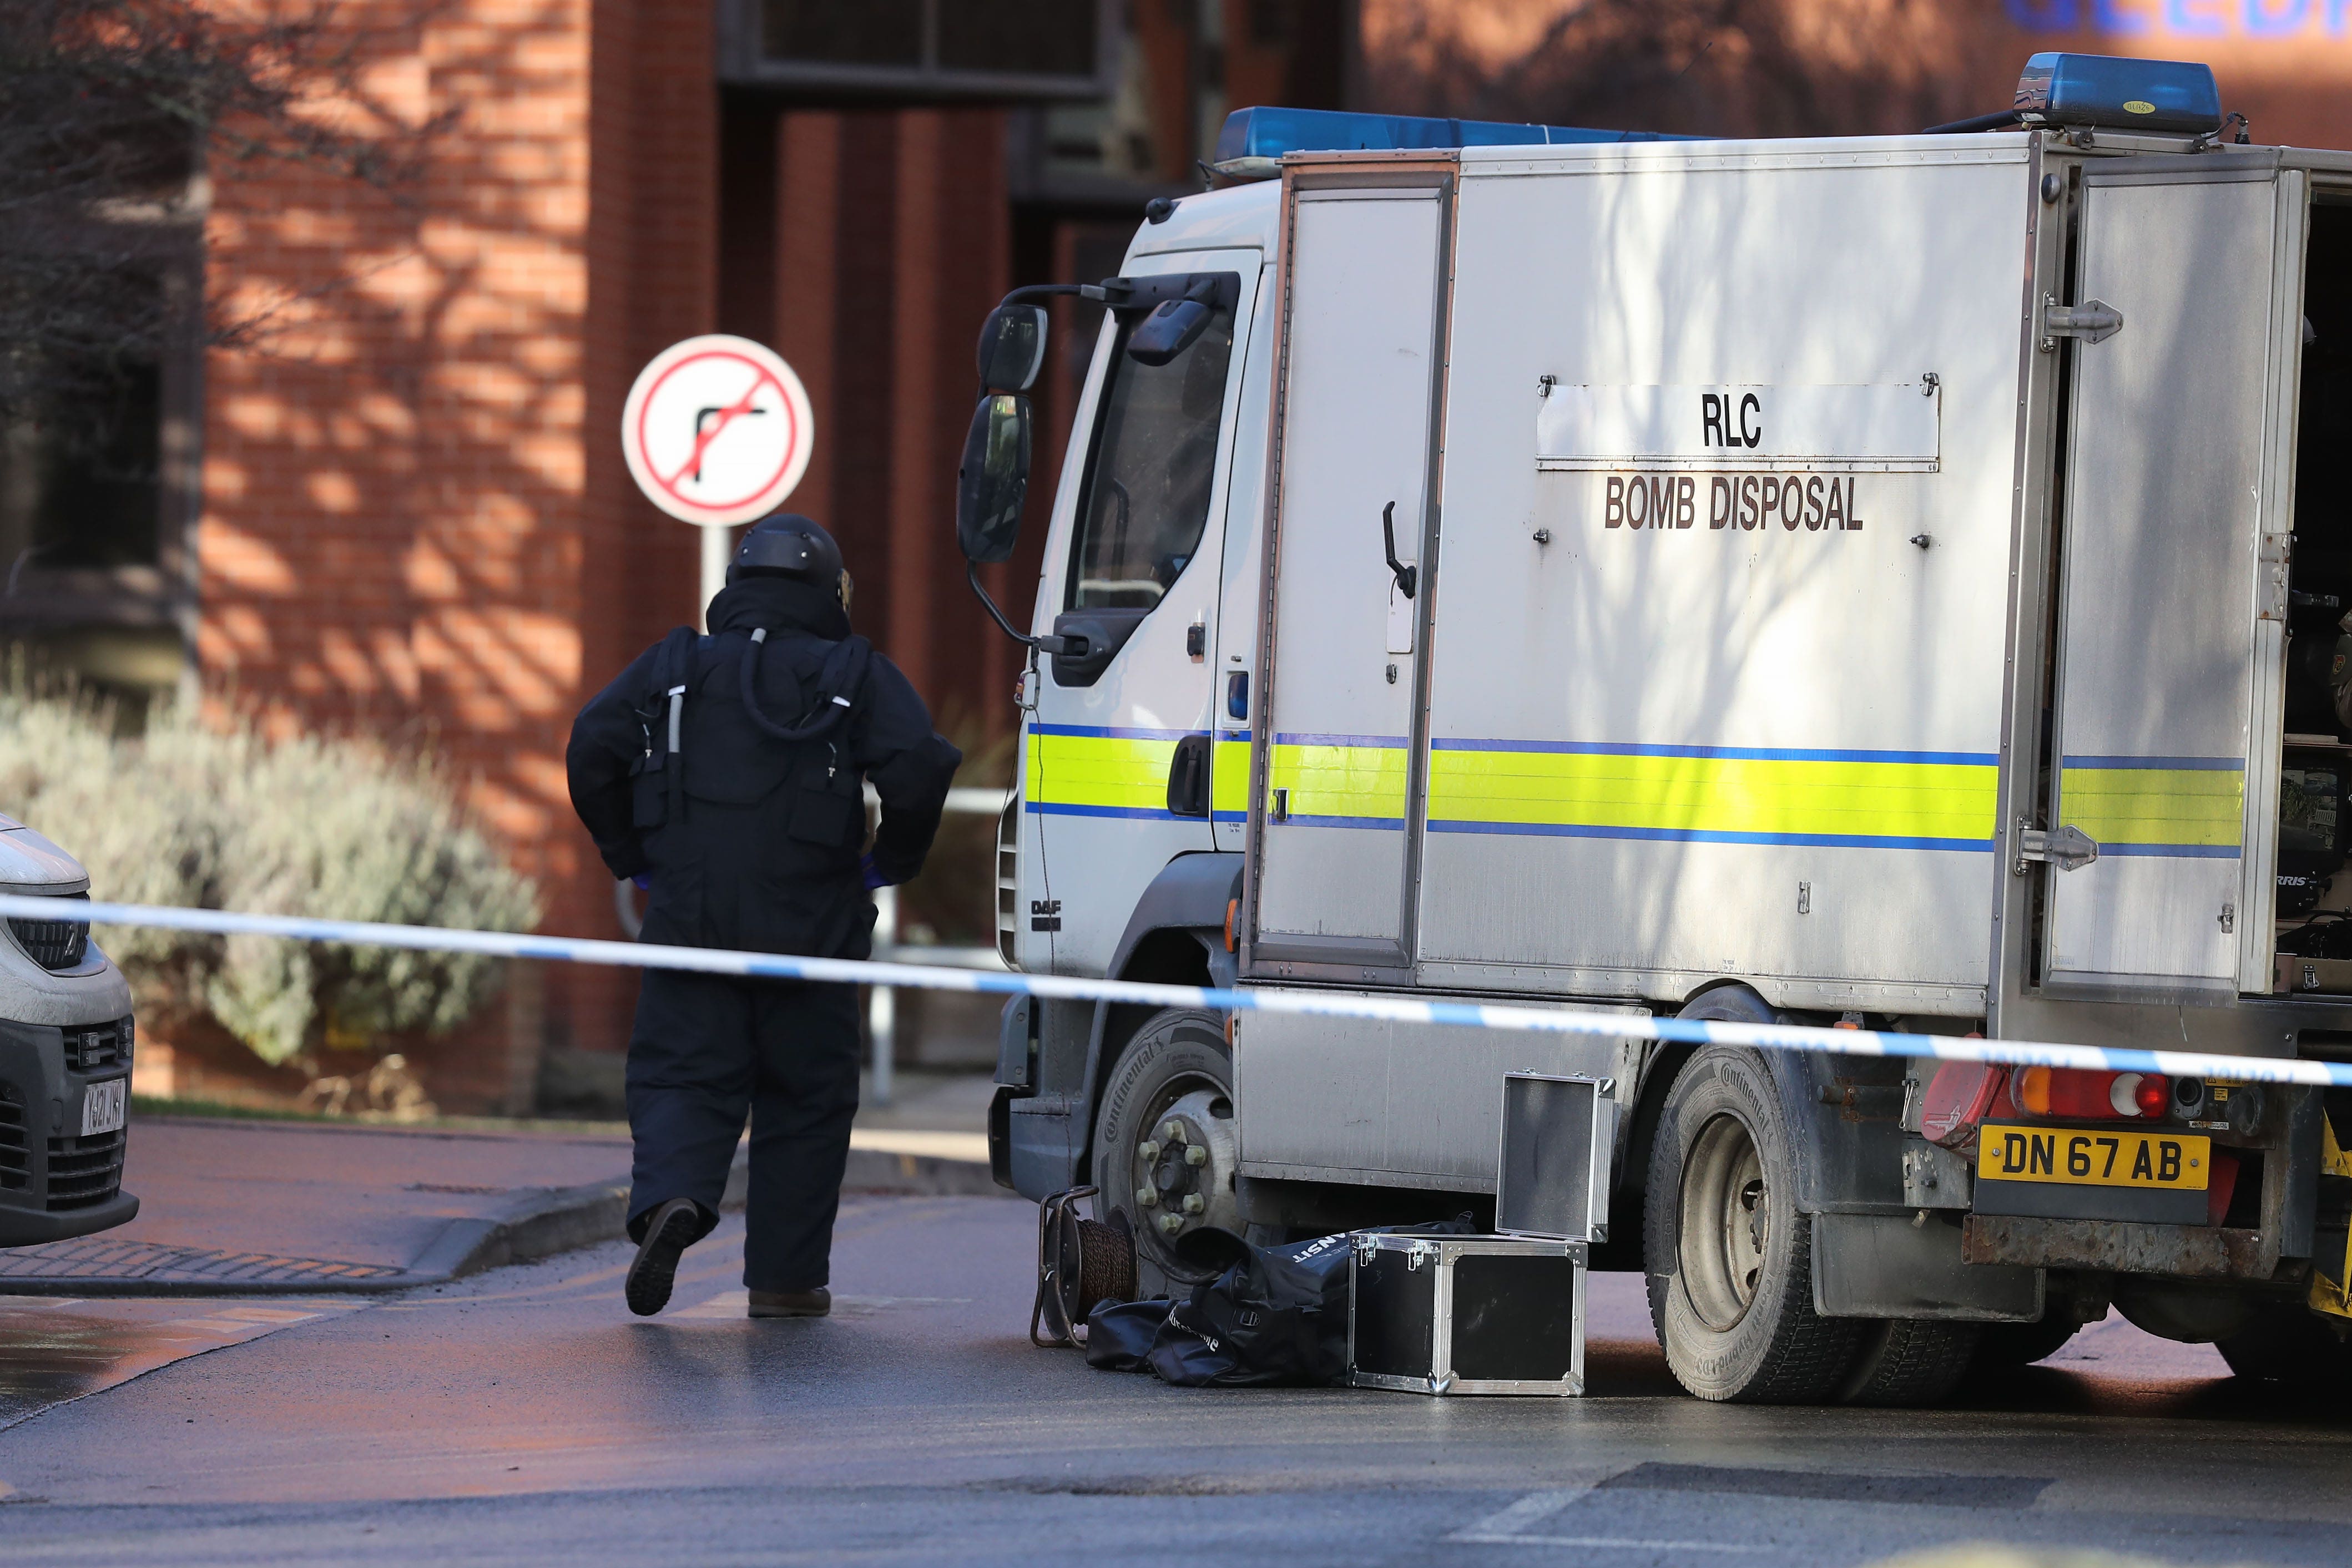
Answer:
top-left (0, 1196), bottom-right (2340, 1566)
top-left (0, 1083), bottom-right (1002, 1294)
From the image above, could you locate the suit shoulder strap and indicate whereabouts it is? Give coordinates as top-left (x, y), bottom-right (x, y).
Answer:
top-left (648, 625), bottom-right (699, 700)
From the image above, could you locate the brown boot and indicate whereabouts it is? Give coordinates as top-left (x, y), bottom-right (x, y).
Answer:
top-left (748, 1288), bottom-right (830, 1319)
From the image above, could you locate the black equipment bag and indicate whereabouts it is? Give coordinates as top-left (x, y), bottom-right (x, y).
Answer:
top-left (1063, 1213), bottom-right (1467, 1382)
top-left (1079, 1221), bottom-right (1473, 1388)
top-left (1082, 1297), bottom-right (1177, 1372)
top-left (1153, 1227), bottom-right (1357, 1387)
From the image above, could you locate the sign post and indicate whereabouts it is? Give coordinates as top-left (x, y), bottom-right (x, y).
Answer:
top-left (620, 334), bottom-right (815, 625)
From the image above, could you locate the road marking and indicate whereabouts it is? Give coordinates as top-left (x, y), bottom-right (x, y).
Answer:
top-left (1449, 1485), bottom-right (1773, 1554)
top-left (1452, 1490), bottom-right (1587, 1537)
top-left (1453, 1535), bottom-right (1770, 1553)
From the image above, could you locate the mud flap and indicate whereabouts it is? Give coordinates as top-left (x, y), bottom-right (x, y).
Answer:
top-left (1812, 1212), bottom-right (2042, 1323)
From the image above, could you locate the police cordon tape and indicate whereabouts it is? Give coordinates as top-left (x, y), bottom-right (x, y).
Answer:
top-left (7, 891), bottom-right (2351, 1091)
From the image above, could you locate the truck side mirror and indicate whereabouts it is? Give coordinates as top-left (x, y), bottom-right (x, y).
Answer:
top-left (1125, 296), bottom-right (1212, 367)
top-left (977, 304), bottom-right (1049, 392)
top-left (956, 393), bottom-right (1031, 565)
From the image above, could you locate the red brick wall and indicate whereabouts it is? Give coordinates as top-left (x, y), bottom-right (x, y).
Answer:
top-left (198, 4), bottom-right (1029, 1086)
top-left (199, 0), bottom-right (716, 1068)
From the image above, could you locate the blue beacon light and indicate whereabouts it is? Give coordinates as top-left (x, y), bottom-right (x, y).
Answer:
top-left (1209, 105), bottom-right (1676, 179)
top-left (2012, 53), bottom-right (2223, 135)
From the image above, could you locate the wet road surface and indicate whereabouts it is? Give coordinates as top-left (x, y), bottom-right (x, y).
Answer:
top-left (0, 1195), bottom-right (2342, 1565)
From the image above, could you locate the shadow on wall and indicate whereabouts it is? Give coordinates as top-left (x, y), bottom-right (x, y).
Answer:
top-left (1360, 0), bottom-right (2023, 138)
top-left (198, 0), bottom-right (624, 974)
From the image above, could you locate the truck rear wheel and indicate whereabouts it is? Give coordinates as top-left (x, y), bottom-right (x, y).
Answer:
top-left (1645, 1041), bottom-right (1862, 1402)
top-left (1091, 1008), bottom-right (1244, 1299)
top-left (1838, 1319), bottom-right (1981, 1406)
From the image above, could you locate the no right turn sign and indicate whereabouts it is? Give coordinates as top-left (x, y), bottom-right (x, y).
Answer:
top-left (621, 335), bottom-right (814, 527)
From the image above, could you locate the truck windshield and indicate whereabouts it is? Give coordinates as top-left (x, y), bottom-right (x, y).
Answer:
top-left (1066, 300), bottom-right (1235, 610)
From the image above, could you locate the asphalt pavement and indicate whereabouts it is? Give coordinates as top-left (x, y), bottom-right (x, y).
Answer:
top-left (0, 1192), bottom-right (2343, 1567)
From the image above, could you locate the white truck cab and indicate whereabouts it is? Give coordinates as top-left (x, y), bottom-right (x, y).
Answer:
top-left (0, 815), bottom-right (140, 1242)
top-left (966, 53), bottom-right (2352, 1403)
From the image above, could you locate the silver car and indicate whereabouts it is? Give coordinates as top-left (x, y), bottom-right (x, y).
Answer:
top-left (0, 815), bottom-right (138, 1243)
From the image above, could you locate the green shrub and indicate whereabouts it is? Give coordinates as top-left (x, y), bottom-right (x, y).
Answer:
top-left (0, 695), bottom-right (540, 1066)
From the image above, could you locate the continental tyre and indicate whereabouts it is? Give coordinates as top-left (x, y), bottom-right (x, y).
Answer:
top-left (1838, 1319), bottom-right (1982, 1406)
top-left (1645, 1041), bottom-right (1862, 1402)
top-left (1091, 1008), bottom-right (1244, 1299)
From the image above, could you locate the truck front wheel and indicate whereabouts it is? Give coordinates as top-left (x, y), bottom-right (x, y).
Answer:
top-left (1091, 1008), bottom-right (1245, 1299)
top-left (1645, 1043), bottom-right (1863, 1402)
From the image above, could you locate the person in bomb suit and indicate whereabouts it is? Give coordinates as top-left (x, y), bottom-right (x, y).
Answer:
top-left (567, 514), bottom-right (961, 1318)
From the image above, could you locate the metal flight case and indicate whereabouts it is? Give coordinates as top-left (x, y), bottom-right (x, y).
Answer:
top-left (1346, 1232), bottom-right (1588, 1396)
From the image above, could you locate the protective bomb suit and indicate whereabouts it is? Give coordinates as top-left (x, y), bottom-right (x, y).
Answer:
top-left (567, 516), bottom-right (960, 1314)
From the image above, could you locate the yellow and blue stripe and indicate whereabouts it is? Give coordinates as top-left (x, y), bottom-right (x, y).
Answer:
top-left (1266, 731), bottom-right (1410, 830)
top-left (2056, 754), bottom-right (2243, 859)
top-left (1213, 733), bottom-right (1251, 822)
top-left (1425, 739), bottom-right (1999, 852)
top-left (1031, 725), bottom-right (2022, 851)
top-left (1025, 722), bottom-right (1255, 823)
top-left (1024, 723), bottom-right (1190, 821)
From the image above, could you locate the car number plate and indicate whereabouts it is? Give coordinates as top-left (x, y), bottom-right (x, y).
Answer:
top-left (81, 1078), bottom-right (127, 1137)
top-left (1976, 1124), bottom-right (2208, 1190)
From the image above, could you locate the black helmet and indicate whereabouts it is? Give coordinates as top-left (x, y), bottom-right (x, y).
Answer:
top-left (729, 514), bottom-right (843, 588)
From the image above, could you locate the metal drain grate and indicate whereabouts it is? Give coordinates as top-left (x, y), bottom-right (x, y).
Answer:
top-left (0, 1237), bottom-right (408, 1289)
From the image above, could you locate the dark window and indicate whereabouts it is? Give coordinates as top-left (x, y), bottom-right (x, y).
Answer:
top-left (737, 0), bottom-right (1103, 94)
top-left (936, 0), bottom-right (1097, 77)
top-left (0, 363), bottom-right (162, 573)
top-left (760, 0), bottom-right (921, 66)
top-left (1066, 302), bottom-right (1234, 611)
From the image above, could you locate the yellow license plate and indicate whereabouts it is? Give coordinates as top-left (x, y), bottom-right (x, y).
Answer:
top-left (1976, 1125), bottom-right (2210, 1190)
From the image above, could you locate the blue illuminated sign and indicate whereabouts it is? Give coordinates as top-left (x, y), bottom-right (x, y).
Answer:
top-left (2007, 0), bottom-right (2352, 35)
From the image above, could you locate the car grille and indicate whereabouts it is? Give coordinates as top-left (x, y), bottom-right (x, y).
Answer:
top-left (0, 1091), bottom-right (26, 1191)
top-left (7, 894), bottom-right (90, 970)
top-left (64, 1017), bottom-right (133, 1075)
top-left (46, 1127), bottom-right (124, 1211)
top-left (997, 793), bottom-right (1020, 967)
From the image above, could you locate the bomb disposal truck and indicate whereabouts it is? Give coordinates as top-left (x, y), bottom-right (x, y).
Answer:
top-left (958, 53), bottom-right (2352, 1404)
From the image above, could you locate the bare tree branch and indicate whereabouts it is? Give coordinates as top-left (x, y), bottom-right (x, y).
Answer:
top-left (0, 0), bottom-right (439, 444)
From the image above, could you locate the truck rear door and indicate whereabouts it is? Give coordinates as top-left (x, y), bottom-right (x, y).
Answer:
top-left (2042, 158), bottom-right (2305, 1001)
top-left (1246, 173), bottom-right (1453, 977)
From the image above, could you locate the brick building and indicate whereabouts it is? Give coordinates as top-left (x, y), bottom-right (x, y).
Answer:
top-left (3, 0), bottom-right (2348, 1107)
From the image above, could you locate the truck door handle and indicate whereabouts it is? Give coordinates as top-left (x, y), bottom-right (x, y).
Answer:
top-left (1166, 734), bottom-right (1212, 818)
top-left (1381, 502), bottom-right (1417, 600)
